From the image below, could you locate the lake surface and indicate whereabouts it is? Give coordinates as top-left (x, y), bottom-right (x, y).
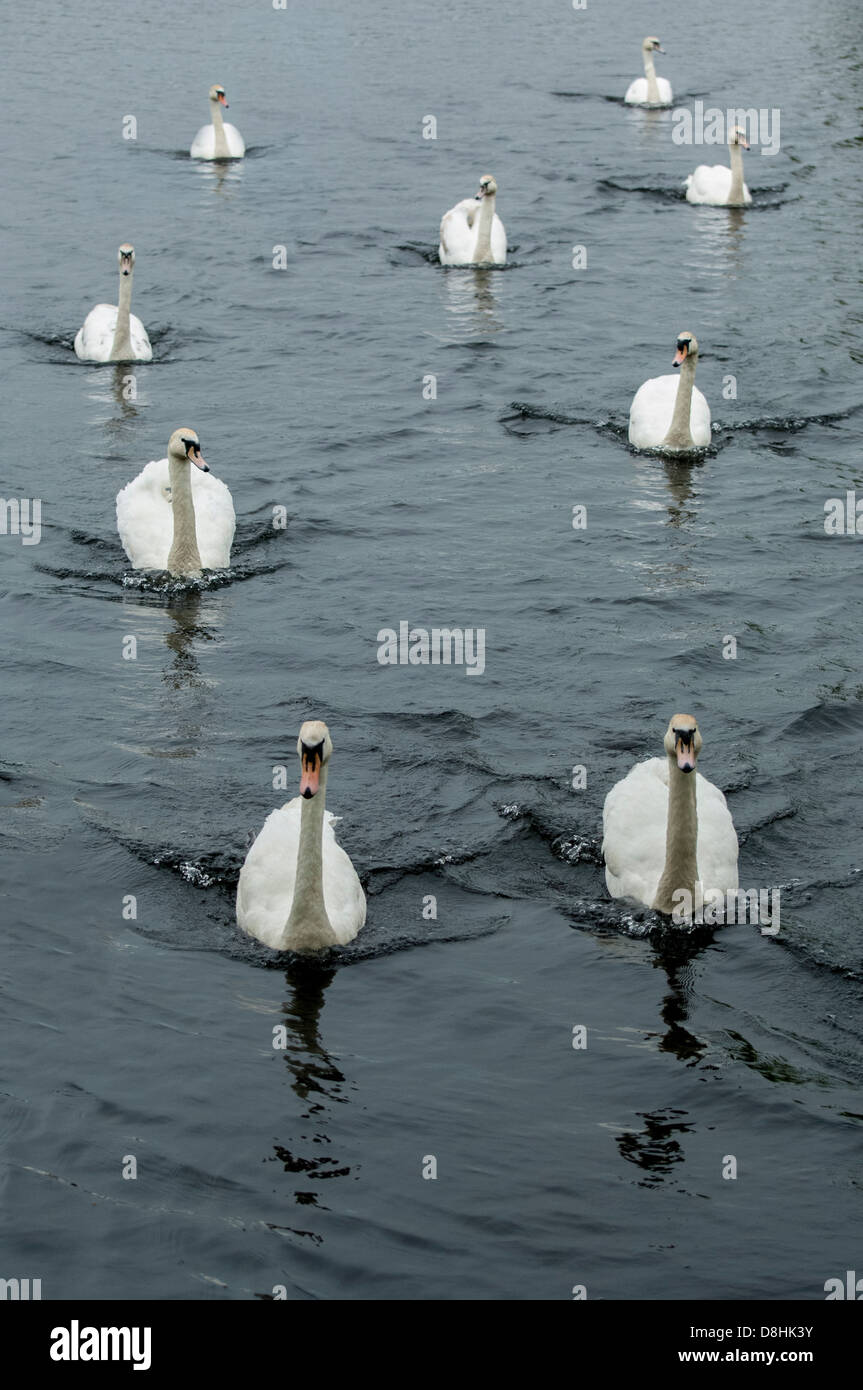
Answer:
top-left (2, 0), bottom-right (862, 1300)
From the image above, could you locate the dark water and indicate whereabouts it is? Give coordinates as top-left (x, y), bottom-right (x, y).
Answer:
top-left (2, 0), bottom-right (862, 1300)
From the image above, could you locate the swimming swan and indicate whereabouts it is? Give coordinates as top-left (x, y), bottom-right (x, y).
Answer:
top-left (439, 174), bottom-right (507, 266)
top-left (74, 245), bottom-right (152, 363)
top-left (602, 713), bottom-right (739, 916)
top-left (685, 126), bottom-right (752, 206)
top-left (116, 428), bottom-right (235, 577)
top-left (236, 721), bottom-right (367, 952)
top-left (190, 84), bottom-right (245, 159)
top-left (628, 331), bottom-right (711, 452)
top-left (624, 37), bottom-right (672, 106)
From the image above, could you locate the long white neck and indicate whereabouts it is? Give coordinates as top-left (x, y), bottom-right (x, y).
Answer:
top-left (283, 765), bottom-right (339, 950)
top-left (653, 759), bottom-right (699, 914)
top-left (643, 50), bottom-right (660, 105)
top-left (728, 142), bottom-right (746, 205)
top-left (473, 194), bottom-right (496, 264)
top-left (166, 455), bottom-right (203, 577)
top-left (110, 270), bottom-right (134, 361)
top-left (210, 98), bottom-right (230, 158)
top-left (663, 354), bottom-right (697, 451)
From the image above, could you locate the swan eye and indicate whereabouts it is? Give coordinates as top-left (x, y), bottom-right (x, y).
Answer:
top-left (183, 439), bottom-right (198, 454)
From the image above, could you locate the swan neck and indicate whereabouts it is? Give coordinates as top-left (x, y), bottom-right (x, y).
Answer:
top-left (284, 766), bottom-right (338, 949)
top-left (643, 51), bottom-right (660, 104)
top-left (654, 759), bottom-right (699, 914)
top-left (474, 194), bottom-right (496, 264)
top-left (110, 268), bottom-right (134, 361)
top-left (166, 455), bottom-right (202, 576)
top-left (663, 354), bottom-right (697, 451)
top-left (211, 98), bottom-right (230, 158)
top-left (728, 142), bottom-right (745, 204)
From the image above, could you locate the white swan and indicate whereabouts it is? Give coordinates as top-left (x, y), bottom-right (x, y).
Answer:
top-left (602, 714), bottom-right (739, 916)
top-left (237, 721), bottom-right (366, 952)
top-left (628, 331), bottom-right (711, 452)
top-left (74, 245), bottom-right (152, 363)
top-left (685, 126), bottom-right (752, 206)
top-left (624, 37), bottom-right (672, 106)
top-left (190, 84), bottom-right (245, 159)
top-left (116, 428), bottom-right (235, 577)
top-left (439, 174), bottom-right (507, 266)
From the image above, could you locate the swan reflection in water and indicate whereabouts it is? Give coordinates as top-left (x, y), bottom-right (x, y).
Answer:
top-left (441, 266), bottom-right (505, 337)
top-left (271, 960), bottom-right (356, 1203)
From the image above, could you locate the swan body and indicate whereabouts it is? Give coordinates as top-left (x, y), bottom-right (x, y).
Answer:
top-left (116, 428), bottom-right (235, 576)
top-left (190, 83), bottom-right (245, 159)
top-left (74, 245), bottom-right (152, 363)
top-left (685, 127), bottom-right (752, 206)
top-left (624, 37), bottom-right (672, 106)
top-left (602, 715), bottom-right (738, 917)
top-left (439, 174), bottom-right (506, 265)
top-left (628, 331), bottom-right (711, 452)
top-left (237, 722), bottom-right (366, 952)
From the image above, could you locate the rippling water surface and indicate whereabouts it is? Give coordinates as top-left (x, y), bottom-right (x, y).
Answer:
top-left (3, 0), bottom-right (862, 1300)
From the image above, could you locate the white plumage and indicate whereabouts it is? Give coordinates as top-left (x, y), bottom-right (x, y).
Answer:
top-left (685, 164), bottom-right (752, 205)
top-left (237, 799), bottom-right (366, 950)
top-left (190, 121), bottom-right (245, 159)
top-left (439, 174), bottom-right (506, 266)
top-left (624, 74), bottom-right (673, 105)
top-left (602, 757), bottom-right (739, 908)
top-left (116, 455), bottom-right (235, 571)
top-left (75, 244), bottom-right (152, 363)
top-left (624, 37), bottom-right (672, 106)
top-left (628, 373), bottom-right (712, 449)
top-left (685, 130), bottom-right (752, 206)
top-left (190, 83), bottom-right (245, 159)
top-left (237, 722), bottom-right (366, 953)
top-left (74, 304), bottom-right (152, 363)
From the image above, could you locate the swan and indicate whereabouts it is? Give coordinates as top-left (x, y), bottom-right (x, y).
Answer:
top-left (439, 174), bottom-right (507, 266)
top-left (628, 331), bottom-right (712, 452)
top-left (116, 428), bottom-right (235, 577)
top-left (602, 714), bottom-right (739, 917)
top-left (236, 721), bottom-right (366, 952)
top-left (685, 126), bottom-right (752, 206)
top-left (624, 37), bottom-right (672, 106)
top-left (74, 245), bottom-right (152, 363)
top-left (190, 84), bottom-right (245, 159)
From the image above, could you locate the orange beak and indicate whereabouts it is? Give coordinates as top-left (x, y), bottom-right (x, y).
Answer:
top-left (672, 344), bottom-right (688, 367)
top-left (189, 448), bottom-right (209, 472)
top-left (299, 750), bottom-right (321, 798)
top-left (218, 93), bottom-right (229, 107)
top-left (675, 738), bottom-right (696, 772)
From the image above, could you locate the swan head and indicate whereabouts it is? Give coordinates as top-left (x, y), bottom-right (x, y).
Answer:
top-left (729, 125), bottom-right (750, 149)
top-left (672, 331), bottom-right (699, 368)
top-left (208, 84), bottom-right (229, 108)
top-left (168, 427), bottom-right (209, 472)
top-left (643, 36), bottom-right (665, 53)
top-left (297, 720), bottom-right (333, 799)
top-left (664, 714), bottom-right (702, 773)
top-left (476, 174), bottom-right (498, 199)
top-left (118, 244), bottom-right (135, 278)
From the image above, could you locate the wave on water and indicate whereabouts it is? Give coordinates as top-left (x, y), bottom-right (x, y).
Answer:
top-left (598, 177), bottom-right (791, 207)
top-left (32, 514), bottom-right (291, 594)
top-left (388, 243), bottom-right (525, 269)
top-left (76, 797), bottom-right (510, 967)
top-left (12, 325), bottom-right (179, 366)
top-left (501, 399), bottom-right (860, 448)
